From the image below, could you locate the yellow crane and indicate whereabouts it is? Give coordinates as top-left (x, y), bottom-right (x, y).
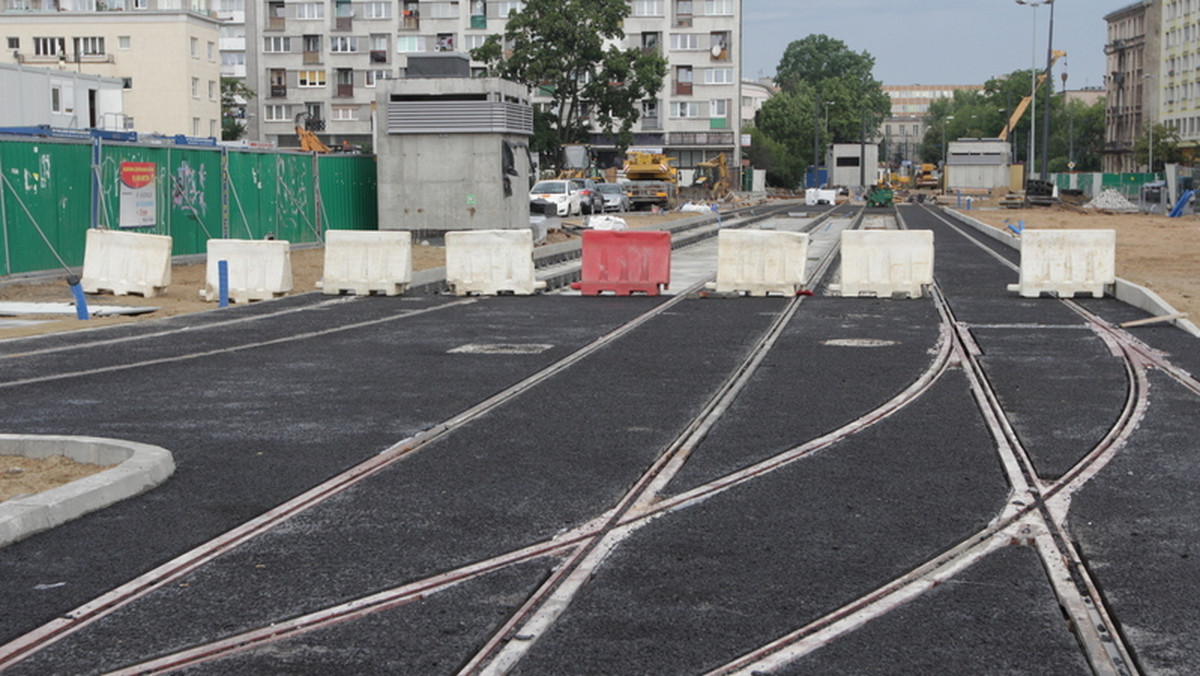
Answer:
top-left (999, 50), bottom-right (1067, 141)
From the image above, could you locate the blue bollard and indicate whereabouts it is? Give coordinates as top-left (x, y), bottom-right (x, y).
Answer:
top-left (957, 190), bottom-right (962, 208)
top-left (66, 276), bottom-right (90, 320)
top-left (218, 259), bottom-right (229, 308)
top-left (967, 197), bottom-right (973, 210)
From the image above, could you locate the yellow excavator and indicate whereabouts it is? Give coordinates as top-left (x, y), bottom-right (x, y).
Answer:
top-left (999, 50), bottom-right (1067, 141)
top-left (690, 152), bottom-right (731, 199)
top-left (295, 112), bottom-right (332, 153)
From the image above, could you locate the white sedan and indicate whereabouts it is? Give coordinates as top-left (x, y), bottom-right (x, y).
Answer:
top-left (529, 180), bottom-right (581, 216)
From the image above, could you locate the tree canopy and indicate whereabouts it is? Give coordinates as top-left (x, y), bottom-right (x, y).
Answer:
top-left (471, 0), bottom-right (666, 165)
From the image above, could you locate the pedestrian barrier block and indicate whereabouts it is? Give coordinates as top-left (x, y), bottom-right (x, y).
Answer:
top-left (573, 230), bottom-right (671, 296)
top-left (80, 228), bottom-right (173, 297)
top-left (445, 229), bottom-right (546, 296)
top-left (838, 230), bottom-right (934, 299)
top-left (713, 229), bottom-right (809, 296)
top-left (1006, 229), bottom-right (1116, 298)
top-left (322, 230), bottom-right (413, 296)
top-left (202, 239), bottom-right (293, 303)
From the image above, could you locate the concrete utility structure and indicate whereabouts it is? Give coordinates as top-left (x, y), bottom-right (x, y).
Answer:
top-left (0, 63), bottom-right (125, 130)
top-left (944, 138), bottom-right (1013, 191)
top-left (0, 0), bottom-right (222, 137)
top-left (827, 142), bottom-right (879, 190)
top-left (375, 64), bottom-right (533, 233)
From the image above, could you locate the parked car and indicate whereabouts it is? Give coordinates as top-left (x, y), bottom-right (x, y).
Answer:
top-left (529, 180), bottom-right (580, 216)
top-left (596, 182), bottom-right (632, 212)
top-left (568, 178), bottom-right (604, 215)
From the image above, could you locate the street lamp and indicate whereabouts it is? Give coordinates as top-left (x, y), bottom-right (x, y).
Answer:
top-left (1016, 0), bottom-right (1052, 179)
top-left (1143, 73), bottom-right (1155, 173)
top-left (942, 115), bottom-right (954, 167)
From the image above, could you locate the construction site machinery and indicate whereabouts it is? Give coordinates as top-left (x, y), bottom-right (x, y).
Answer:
top-left (914, 163), bottom-right (939, 190)
top-left (686, 153), bottom-right (731, 200)
top-left (998, 50), bottom-right (1067, 142)
top-left (623, 151), bottom-right (678, 209)
top-left (295, 113), bottom-right (332, 153)
top-left (865, 185), bottom-right (894, 208)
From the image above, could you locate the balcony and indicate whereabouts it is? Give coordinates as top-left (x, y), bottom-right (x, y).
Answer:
top-left (642, 116), bottom-right (661, 131)
top-left (271, 84), bottom-right (287, 98)
top-left (267, 16), bottom-right (285, 30)
top-left (674, 80), bottom-right (692, 96)
top-left (303, 50), bottom-right (321, 64)
top-left (370, 49), bottom-right (388, 63)
top-left (337, 83), bottom-right (353, 97)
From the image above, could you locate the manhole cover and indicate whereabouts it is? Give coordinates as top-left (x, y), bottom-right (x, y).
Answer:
top-left (821, 338), bottom-right (898, 348)
top-left (448, 344), bottom-right (553, 355)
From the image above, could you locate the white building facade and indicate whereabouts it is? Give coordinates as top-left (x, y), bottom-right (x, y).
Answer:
top-left (244, 0), bottom-right (741, 176)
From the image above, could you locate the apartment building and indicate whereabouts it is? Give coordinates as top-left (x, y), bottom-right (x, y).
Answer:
top-left (1104, 0), bottom-right (1160, 172)
top-left (1159, 0), bottom-right (1200, 162)
top-left (245, 0), bottom-right (742, 176)
top-left (878, 85), bottom-right (983, 167)
top-left (1, 0), bottom-right (223, 137)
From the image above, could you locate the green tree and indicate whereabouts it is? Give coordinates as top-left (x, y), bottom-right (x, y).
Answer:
top-left (220, 77), bottom-right (256, 141)
top-left (471, 0), bottom-right (666, 165)
top-left (1134, 122), bottom-right (1182, 172)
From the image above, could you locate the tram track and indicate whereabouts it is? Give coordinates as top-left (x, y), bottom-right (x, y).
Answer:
top-left (0, 203), bottom-right (848, 672)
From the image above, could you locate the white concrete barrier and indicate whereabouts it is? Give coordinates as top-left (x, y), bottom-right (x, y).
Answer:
top-left (1007, 229), bottom-right (1116, 298)
top-left (322, 230), bottom-right (413, 296)
top-left (80, 228), bottom-right (173, 297)
top-left (445, 229), bottom-right (546, 296)
top-left (713, 229), bottom-right (809, 296)
top-left (202, 239), bottom-right (293, 303)
top-left (838, 229), bottom-right (934, 299)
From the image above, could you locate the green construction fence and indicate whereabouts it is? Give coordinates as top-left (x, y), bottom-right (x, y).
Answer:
top-left (0, 136), bottom-right (377, 278)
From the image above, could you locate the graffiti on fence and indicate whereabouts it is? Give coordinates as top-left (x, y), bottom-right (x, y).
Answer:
top-left (171, 161), bottom-right (208, 219)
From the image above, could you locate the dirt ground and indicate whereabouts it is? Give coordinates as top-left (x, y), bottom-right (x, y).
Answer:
top-left (0, 454), bottom-right (111, 502)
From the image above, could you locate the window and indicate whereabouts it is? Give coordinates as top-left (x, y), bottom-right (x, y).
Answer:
top-left (363, 1), bottom-right (390, 18)
top-left (207, 41), bottom-right (215, 61)
top-left (265, 36), bottom-right (291, 52)
top-left (51, 86), bottom-right (62, 113)
top-left (118, 36), bottom-right (131, 50)
top-left (222, 52), bottom-right (246, 66)
top-left (365, 69), bottom-right (390, 86)
top-left (704, 0), bottom-right (731, 14)
top-left (494, 0), bottom-right (522, 17)
top-left (464, 33), bottom-right (489, 50)
top-left (191, 77), bottom-right (199, 97)
top-left (331, 36), bottom-right (358, 52)
top-left (303, 34), bottom-right (321, 52)
top-left (671, 101), bottom-right (700, 118)
top-left (219, 0), bottom-right (244, 9)
top-left (265, 104), bottom-right (290, 121)
top-left (210, 120), bottom-right (217, 137)
top-left (298, 70), bottom-right (326, 86)
top-left (669, 33), bottom-right (700, 51)
top-left (122, 77), bottom-right (133, 89)
top-left (75, 36), bottom-right (105, 56)
top-left (190, 37), bottom-right (198, 57)
top-left (428, 1), bottom-right (457, 18)
top-left (34, 37), bottom-right (65, 57)
top-left (704, 67), bottom-right (733, 84)
top-left (295, 2), bottom-right (324, 18)
top-left (710, 99), bottom-right (727, 118)
top-left (333, 105), bottom-right (357, 120)
top-left (6, 37), bottom-right (19, 50)
top-left (436, 34), bottom-right (455, 51)
top-left (8, 0), bottom-right (30, 8)
top-left (631, 0), bottom-right (662, 16)
top-left (208, 80), bottom-right (217, 100)
top-left (396, 35), bottom-right (425, 52)
top-left (193, 118), bottom-right (200, 136)
top-left (642, 99), bottom-right (659, 118)
top-left (132, 0), bottom-right (147, 8)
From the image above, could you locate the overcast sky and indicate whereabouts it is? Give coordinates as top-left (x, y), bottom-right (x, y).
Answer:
top-left (743, 0), bottom-right (1114, 90)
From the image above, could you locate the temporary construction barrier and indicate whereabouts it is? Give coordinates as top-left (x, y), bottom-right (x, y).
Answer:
top-left (445, 229), bottom-right (545, 296)
top-left (1007, 229), bottom-right (1115, 298)
top-left (203, 239), bottom-right (293, 303)
top-left (572, 230), bottom-right (671, 296)
top-left (713, 229), bottom-right (809, 296)
top-left (837, 230), bottom-right (934, 299)
top-left (80, 228), bottom-right (173, 297)
top-left (322, 230), bottom-right (413, 296)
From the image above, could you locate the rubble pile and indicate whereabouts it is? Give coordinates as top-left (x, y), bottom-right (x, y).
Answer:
top-left (1084, 189), bottom-right (1138, 212)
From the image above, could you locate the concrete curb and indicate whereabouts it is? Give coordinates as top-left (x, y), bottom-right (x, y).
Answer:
top-left (0, 435), bottom-right (175, 547)
top-left (943, 208), bottom-right (1200, 338)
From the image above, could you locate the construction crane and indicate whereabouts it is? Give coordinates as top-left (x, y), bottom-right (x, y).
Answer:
top-left (999, 50), bottom-right (1067, 141)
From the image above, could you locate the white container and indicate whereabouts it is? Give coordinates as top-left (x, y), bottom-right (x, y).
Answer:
top-left (445, 229), bottom-right (546, 296)
top-left (713, 229), bottom-right (809, 296)
top-left (1007, 229), bottom-right (1116, 298)
top-left (203, 239), bottom-right (293, 303)
top-left (80, 228), bottom-right (173, 297)
top-left (322, 230), bottom-right (413, 296)
top-left (838, 230), bottom-right (934, 299)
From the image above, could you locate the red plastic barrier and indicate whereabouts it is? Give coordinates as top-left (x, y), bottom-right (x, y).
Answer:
top-left (571, 230), bottom-right (672, 296)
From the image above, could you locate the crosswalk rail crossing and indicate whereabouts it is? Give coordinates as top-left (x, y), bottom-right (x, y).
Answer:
top-left (445, 229), bottom-right (546, 296)
top-left (712, 229), bottom-right (809, 296)
top-left (80, 229), bottom-right (173, 298)
top-left (837, 229), bottom-right (934, 299)
top-left (1006, 229), bottom-right (1116, 298)
top-left (321, 230), bottom-right (413, 296)
top-left (201, 239), bottom-right (293, 303)
top-left (572, 230), bottom-right (671, 296)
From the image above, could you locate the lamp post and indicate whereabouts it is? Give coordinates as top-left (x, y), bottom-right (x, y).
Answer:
top-left (942, 115), bottom-right (954, 166)
top-left (1040, 0), bottom-right (1056, 179)
top-left (1016, 0), bottom-right (1051, 179)
top-left (1143, 73), bottom-right (1154, 174)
